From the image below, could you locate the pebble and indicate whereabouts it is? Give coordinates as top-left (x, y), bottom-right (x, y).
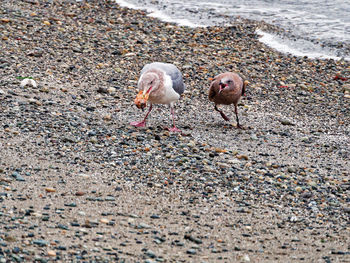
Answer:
top-left (65, 203), bottom-right (77, 207)
top-left (138, 223), bottom-right (151, 229)
top-left (33, 240), bottom-right (48, 247)
top-left (100, 218), bottom-right (109, 224)
top-left (11, 172), bottom-right (25, 181)
top-left (145, 249), bottom-right (156, 258)
top-left (242, 254), bottom-right (251, 262)
top-left (20, 78), bottom-right (37, 88)
top-left (279, 119), bottom-right (295, 126)
top-left (47, 250), bottom-right (56, 257)
top-left (184, 234), bottom-right (203, 244)
top-left (186, 249), bottom-right (197, 255)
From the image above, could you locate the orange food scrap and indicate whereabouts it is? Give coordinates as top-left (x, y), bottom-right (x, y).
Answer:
top-left (134, 90), bottom-right (149, 109)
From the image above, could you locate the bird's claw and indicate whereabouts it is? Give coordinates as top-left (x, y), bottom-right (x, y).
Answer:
top-left (130, 121), bottom-right (146, 127)
top-left (166, 127), bottom-right (182, 133)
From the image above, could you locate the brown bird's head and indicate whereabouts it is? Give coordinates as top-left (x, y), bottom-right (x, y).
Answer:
top-left (218, 77), bottom-right (234, 93)
top-left (134, 72), bottom-right (161, 110)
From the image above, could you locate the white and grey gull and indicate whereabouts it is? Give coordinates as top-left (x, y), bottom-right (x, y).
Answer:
top-left (131, 62), bottom-right (185, 132)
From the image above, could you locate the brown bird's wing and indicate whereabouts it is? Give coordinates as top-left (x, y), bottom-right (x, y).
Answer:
top-left (208, 81), bottom-right (217, 101)
top-left (208, 74), bottom-right (223, 102)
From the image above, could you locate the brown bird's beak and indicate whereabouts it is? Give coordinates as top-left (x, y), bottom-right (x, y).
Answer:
top-left (134, 90), bottom-right (150, 111)
top-left (219, 83), bottom-right (227, 94)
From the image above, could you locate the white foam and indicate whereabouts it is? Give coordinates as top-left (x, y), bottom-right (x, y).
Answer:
top-left (114, 0), bottom-right (138, 9)
top-left (115, 0), bottom-right (205, 27)
top-left (256, 29), bottom-right (350, 61)
top-left (148, 9), bottom-right (205, 27)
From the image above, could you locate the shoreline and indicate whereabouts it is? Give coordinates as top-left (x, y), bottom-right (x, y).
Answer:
top-left (115, 0), bottom-right (350, 61)
top-left (1, 0), bottom-right (350, 262)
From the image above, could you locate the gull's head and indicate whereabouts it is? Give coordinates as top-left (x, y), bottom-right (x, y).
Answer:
top-left (134, 72), bottom-right (161, 110)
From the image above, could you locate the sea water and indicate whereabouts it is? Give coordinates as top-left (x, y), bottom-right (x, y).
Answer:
top-left (115, 0), bottom-right (350, 60)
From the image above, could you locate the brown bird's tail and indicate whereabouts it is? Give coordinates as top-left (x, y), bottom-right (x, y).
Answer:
top-left (242, 80), bottom-right (249, 96)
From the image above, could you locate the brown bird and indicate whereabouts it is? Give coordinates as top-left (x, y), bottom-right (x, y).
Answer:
top-left (208, 72), bottom-right (248, 128)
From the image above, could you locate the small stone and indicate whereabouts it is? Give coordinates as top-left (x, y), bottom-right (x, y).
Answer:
top-left (77, 211), bottom-right (86, 216)
top-left (228, 159), bottom-right (241, 165)
top-left (107, 87), bottom-right (116, 93)
top-left (47, 250), bottom-right (56, 257)
top-left (138, 222), bottom-right (151, 229)
top-left (250, 134), bottom-right (258, 140)
top-left (97, 87), bottom-right (109, 94)
top-left (145, 249), bottom-right (156, 258)
top-left (242, 254), bottom-right (251, 262)
top-left (279, 119), bottom-right (295, 126)
top-left (287, 167), bottom-right (297, 173)
top-left (236, 155), bottom-right (248, 160)
top-left (186, 249), bottom-right (197, 255)
top-left (1, 18), bottom-right (11, 23)
top-left (105, 196), bottom-right (115, 201)
top-left (4, 236), bottom-right (16, 242)
top-left (65, 203), bottom-right (77, 207)
top-left (11, 172), bottom-right (25, 181)
top-left (295, 186), bottom-right (303, 193)
top-left (103, 114), bottom-right (112, 121)
top-left (343, 84), bottom-right (350, 92)
top-left (33, 239), bottom-right (48, 247)
top-left (217, 162), bottom-right (230, 169)
top-left (12, 247), bottom-right (20, 254)
top-left (100, 218), bottom-right (109, 224)
top-left (57, 224), bottom-right (69, 230)
top-left (184, 234), bottom-right (202, 244)
top-left (45, 188), bottom-right (56, 193)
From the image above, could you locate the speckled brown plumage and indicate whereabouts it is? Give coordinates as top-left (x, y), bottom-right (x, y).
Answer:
top-left (208, 72), bottom-right (248, 128)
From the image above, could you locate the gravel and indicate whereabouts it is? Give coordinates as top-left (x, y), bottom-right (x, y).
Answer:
top-left (0, 0), bottom-right (349, 262)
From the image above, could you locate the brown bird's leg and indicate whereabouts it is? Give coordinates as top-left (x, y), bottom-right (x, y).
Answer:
top-left (130, 104), bottom-right (153, 127)
top-left (234, 104), bottom-right (242, 129)
top-left (167, 106), bottom-right (181, 132)
top-left (215, 105), bottom-right (230, 121)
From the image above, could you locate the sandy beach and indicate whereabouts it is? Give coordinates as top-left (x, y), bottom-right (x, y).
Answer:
top-left (1, 0), bottom-right (350, 262)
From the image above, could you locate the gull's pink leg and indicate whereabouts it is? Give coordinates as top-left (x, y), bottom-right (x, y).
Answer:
top-left (130, 104), bottom-right (153, 127)
top-left (167, 106), bottom-right (181, 132)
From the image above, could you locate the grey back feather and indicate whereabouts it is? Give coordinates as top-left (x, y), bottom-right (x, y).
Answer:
top-left (141, 62), bottom-right (185, 95)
